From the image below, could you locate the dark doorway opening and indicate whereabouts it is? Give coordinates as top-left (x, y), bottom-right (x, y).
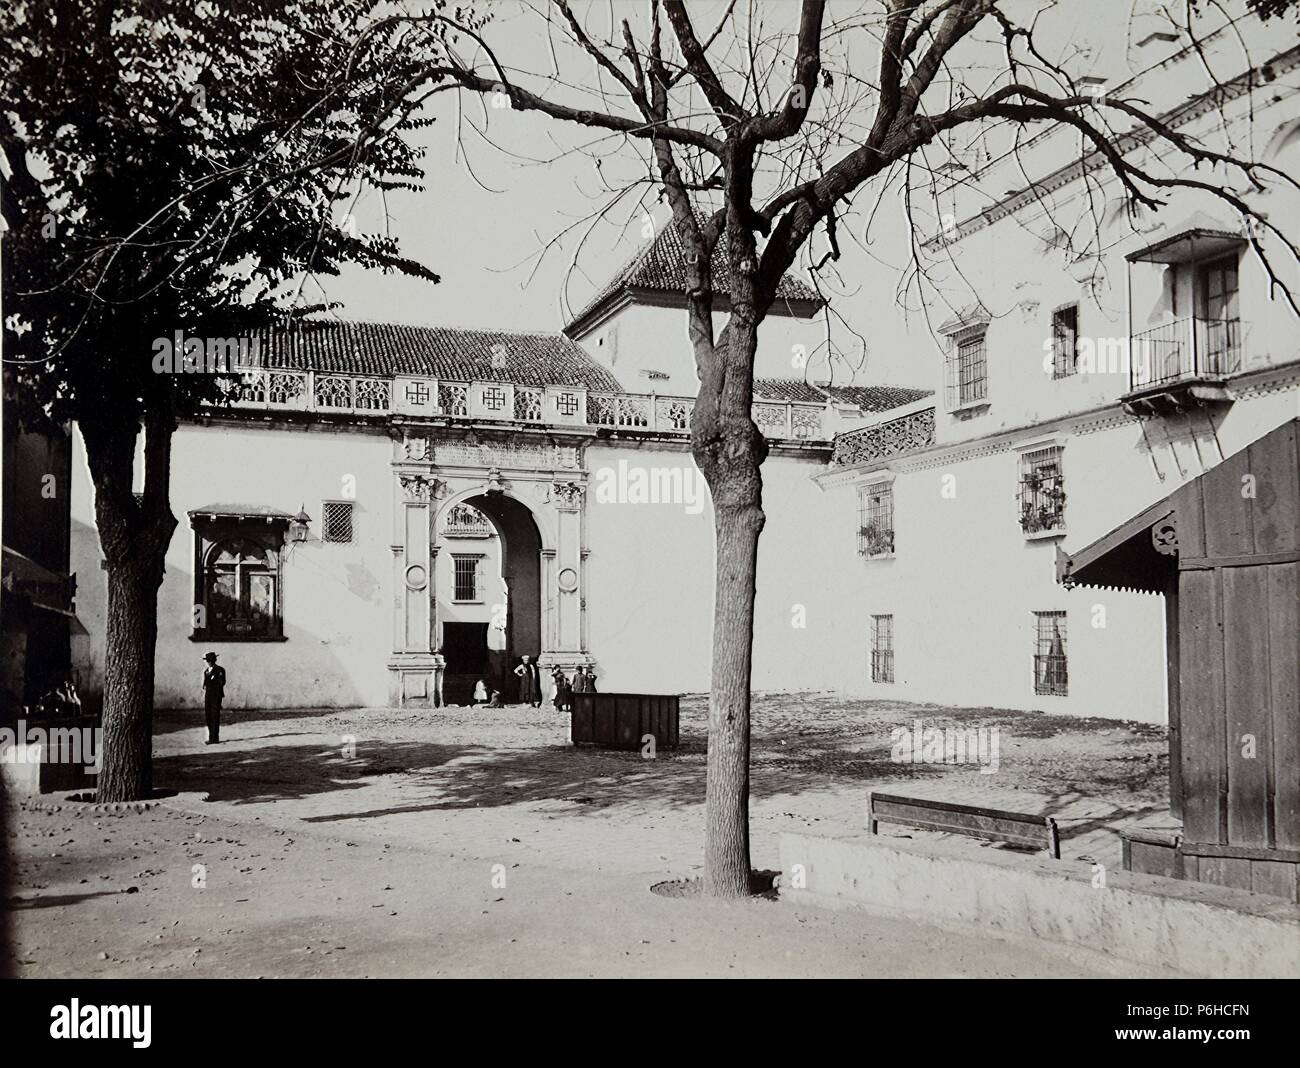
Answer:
top-left (442, 621), bottom-right (489, 705)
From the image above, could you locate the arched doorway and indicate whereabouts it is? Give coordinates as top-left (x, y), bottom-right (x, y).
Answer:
top-left (437, 492), bottom-right (542, 705)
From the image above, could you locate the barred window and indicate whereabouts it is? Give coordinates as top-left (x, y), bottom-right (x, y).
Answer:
top-left (1033, 611), bottom-right (1068, 696)
top-left (871, 615), bottom-right (894, 684)
top-left (858, 483), bottom-right (895, 557)
top-left (1019, 446), bottom-right (1066, 535)
top-left (452, 554), bottom-right (482, 602)
top-left (1051, 305), bottom-right (1079, 379)
top-left (946, 329), bottom-right (988, 409)
top-left (321, 501), bottom-right (354, 544)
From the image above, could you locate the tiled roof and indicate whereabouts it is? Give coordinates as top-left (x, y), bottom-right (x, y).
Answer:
top-left (753, 378), bottom-right (932, 411)
top-left (565, 222), bottom-right (823, 333)
top-left (248, 321), bottom-right (624, 391)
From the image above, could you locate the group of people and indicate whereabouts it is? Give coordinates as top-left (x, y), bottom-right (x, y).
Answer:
top-left (473, 655), bottom-right (597, 711)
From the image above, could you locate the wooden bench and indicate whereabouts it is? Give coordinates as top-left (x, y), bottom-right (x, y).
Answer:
top-left (868, 791), bottom-right (1060, 858)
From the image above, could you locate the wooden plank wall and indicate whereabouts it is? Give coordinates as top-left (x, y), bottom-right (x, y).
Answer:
top-left (1175, 420), bottom-right (1300, 897)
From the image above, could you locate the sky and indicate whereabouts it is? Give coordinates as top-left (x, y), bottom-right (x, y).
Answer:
top-left (312, 0), bottom-right (1227, 390)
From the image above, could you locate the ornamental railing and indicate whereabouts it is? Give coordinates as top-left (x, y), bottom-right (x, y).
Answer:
top-left (1127, 316), bottom-right (1242, 392)
top-left (832, 407), bottom-right (936, 466)
top-left (213, 367), bottom-right (832, 441)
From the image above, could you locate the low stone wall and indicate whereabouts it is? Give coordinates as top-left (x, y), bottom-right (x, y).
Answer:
top-left (779, 831), bottom-right (1300, 979)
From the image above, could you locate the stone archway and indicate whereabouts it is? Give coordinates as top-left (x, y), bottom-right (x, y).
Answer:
top-left (386, 433), bottom-right (594, 708)
top-left (439, 492), bottom-right (542, 704)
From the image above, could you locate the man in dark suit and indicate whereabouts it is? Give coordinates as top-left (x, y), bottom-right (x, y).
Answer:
top-left (202, 652), bottom-right (226, 744)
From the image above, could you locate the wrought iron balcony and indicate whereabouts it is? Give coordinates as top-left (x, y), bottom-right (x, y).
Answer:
top-left (1124, 317), bottom-right (1241, 413)
top-left (211, 366), bottom-right (832, 442)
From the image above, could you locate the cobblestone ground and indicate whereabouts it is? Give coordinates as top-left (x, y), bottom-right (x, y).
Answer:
top-left (3, 693), bottom-right (1175, 978)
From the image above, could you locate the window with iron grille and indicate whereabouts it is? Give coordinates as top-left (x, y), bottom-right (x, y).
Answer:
top-left (1033, 611), bottom-right (1068, 696)
top-left (871, 615), bottom-right (894, 683)
top-left (1018, 445), bottom-right (1066, 535)
top-left (1051, 305), bottom-right (1079, 379)
top-left (858, 483), bottom-right (895, 557)
top-left (321, 501), bottom-right (354, 544)
top-left (946, 329), bottom-right (988, 409)
top-left (452, 555), bottom-right (482, 601)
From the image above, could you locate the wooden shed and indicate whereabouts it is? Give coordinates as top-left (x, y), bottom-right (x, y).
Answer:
top-left (1058, 418), bottom-right (1300, 901)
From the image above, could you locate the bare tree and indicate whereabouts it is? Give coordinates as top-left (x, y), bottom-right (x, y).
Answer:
top-left (377, 0), bottom-right (1296, 894)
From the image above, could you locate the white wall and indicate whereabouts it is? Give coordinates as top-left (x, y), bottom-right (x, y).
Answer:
top-left (574, 301), bottom-right (831, 396)
top-left (582, 441), bottom-right (845, 694)
top-left (71, 421), bottom-right (396, 710)
top-left (825, 386), bottom-right (1300, 722)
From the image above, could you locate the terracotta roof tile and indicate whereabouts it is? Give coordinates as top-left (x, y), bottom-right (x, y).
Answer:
top-left (566, 223), bottom-right (822, 332)
top-left (249, 321), bottom-right (624, 391)
top-left (753, 378), bottom-right (932, 410)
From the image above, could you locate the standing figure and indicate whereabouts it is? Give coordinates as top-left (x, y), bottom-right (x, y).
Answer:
top-left (473, 678), bottom-right (488, 705)
top-left (514, 655), bottom-right (541, 708)
top-left (551, 667), bottom-right (572, 713)
top-left (572, 667), bottom-right (591, 695)
top-left (581, 665), bottom-right (598, 693)
top-left (201, 652), bottom-right (226, 744)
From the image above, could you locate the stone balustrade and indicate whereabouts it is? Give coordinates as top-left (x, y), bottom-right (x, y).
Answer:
top-left (214, 366), bottom-right (832, 442)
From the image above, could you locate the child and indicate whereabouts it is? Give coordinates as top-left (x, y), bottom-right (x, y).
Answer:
top-left (473, 679), bottom-right (488, 705)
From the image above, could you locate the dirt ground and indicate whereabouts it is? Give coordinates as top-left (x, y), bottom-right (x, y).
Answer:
top-left (3, 693), bottom-right (1178, 978)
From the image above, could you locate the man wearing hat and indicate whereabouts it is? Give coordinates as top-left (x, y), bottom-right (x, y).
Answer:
top-left (201, 652), bottom-right (226, 744)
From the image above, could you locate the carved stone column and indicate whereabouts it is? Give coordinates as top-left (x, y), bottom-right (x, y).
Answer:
top-left (386, 470), bottom-right (443, 707)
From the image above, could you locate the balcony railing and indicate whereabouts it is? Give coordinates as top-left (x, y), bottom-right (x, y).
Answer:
top-left (212, 367), bottom-right (830, 441)
top-left (832, 407), bottom-right (936, 466)
top-left (1128, 316), bottom-right (1242, 392)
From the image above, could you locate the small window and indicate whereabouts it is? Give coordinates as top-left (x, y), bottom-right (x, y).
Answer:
top-left (946, 329), bottom-right (988, 409)
top-left (871, 615), bottom-right (894, 684)
top-left (321, 501), bottom-right (354, 544)
top-left (1051, 305), bottom-right (1078, 379)
top-left (452, 554), bottom-right (482, 602)
top-left (858, 483), bottom-right (895, 557)
top-left (1033, 611), bottom-right (1068, 696)
top-left (1019, 446), bottom-right (1066, 535)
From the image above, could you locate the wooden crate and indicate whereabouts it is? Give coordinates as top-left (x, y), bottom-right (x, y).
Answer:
top-left (570, 693), bottom-right (679, 751)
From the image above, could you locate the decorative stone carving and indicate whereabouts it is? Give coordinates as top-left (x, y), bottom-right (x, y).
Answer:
top-left (434, 439), bottom-right (561, 470)
top-left (400, 474), bottom-right (439, 501)
top-left (552, 481), bottom-right (584, 508)
top-left (832, 408), bottom-right (936, 466)
top-left (403, 435), bottom-right (430, 461)
top-left (484, 467), bottom-right (505, 495)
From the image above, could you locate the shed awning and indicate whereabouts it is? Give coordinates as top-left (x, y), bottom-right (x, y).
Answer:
top-left (1056, 495), bottom-right (1177, 594)
top-left (188, 503), bottom-right (294, 523)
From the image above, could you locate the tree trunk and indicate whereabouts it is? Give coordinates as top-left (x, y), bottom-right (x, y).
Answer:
top-left (695, 300), bottom-right (767, 898)
top-left (703, 478), bottom-right (764, 896)
top-left (96, 554), bottom-right (164, 800)
top-left (81, 398), bottom-right (178, 803)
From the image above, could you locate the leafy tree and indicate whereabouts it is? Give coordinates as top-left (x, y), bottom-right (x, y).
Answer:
top-left (1, 0), bottom-right (443, 800)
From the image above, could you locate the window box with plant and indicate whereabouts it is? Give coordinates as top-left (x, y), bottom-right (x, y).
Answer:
top-left (1018, 446), bottom-right (1066, 538)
